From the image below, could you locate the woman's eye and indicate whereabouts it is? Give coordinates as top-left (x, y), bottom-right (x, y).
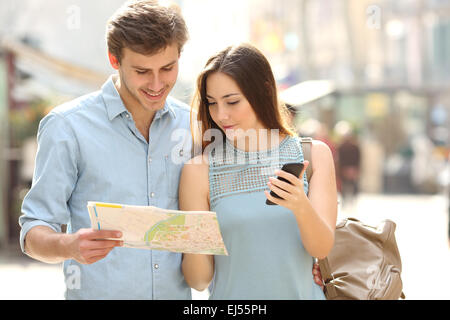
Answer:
top-left (207, 101), bottom-right (217, 106)
top-left (228, 101), bottom-right (239, 105)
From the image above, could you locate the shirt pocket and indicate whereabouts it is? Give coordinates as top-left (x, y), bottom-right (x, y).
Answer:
top-left (164, 154), bottom-right (184, 199)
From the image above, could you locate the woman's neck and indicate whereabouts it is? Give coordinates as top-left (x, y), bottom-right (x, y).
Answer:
top-left (230, 129), bottom-right (287, 152)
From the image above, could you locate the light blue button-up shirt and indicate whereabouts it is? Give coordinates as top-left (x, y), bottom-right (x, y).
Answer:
top-left (19, 75), bottom-right (193, 299)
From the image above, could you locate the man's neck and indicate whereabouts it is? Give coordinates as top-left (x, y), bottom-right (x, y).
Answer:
top-left (113, 75), bottom-right (156, 141)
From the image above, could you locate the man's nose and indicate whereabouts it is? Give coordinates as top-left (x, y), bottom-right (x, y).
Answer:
top-left (147, 74), bottom-right (164, 92)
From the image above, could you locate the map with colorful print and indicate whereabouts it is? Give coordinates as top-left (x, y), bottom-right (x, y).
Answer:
top-left (87, 202), bottom-right (228, 255)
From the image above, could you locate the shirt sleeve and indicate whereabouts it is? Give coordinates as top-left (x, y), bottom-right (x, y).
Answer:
top-left (19, 111), bottom-right (79, 254)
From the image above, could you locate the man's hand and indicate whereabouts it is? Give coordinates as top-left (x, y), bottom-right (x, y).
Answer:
top-left (66, 228), bottom-right (123, 265)
top-left (313, 262), bottom-right (324, 290)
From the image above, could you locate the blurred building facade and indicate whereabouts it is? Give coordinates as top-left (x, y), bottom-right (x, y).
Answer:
top-left (244, 0), bottom-right (450, 195)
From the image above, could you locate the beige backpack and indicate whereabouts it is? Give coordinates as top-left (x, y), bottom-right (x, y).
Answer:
top-left (300, 137), bottom-right (406, 300)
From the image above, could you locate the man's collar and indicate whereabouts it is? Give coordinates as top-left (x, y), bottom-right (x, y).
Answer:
top-left (101, 75), bottom-right (176, 121)
top-left (101, 75), bottom-right (128, 121)
top-left (154, 98), bottom-right (177, 120)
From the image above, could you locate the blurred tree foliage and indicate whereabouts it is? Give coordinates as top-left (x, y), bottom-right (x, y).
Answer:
top-left (8, 98), bottom-right (55, 147)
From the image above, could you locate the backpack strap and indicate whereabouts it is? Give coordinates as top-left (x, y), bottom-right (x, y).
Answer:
top-left (318, 257), bottom-right (334, 285)
top-left (300, 137), bottom-right (313, 183)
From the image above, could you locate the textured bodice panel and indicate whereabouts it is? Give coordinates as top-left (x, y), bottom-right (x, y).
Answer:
top-left (209, 135), bottom-right (309, 208)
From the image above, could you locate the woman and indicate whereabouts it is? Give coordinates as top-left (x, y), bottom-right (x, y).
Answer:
top-left (180, 43), bottom-right (337, 299)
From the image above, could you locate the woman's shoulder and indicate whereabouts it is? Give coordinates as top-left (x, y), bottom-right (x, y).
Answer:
top-left (297, 136), bottom-right (332, 153)
top-left (310, 139), bottom-right (334, 171)
top-left (181, 155), bottom-right (209, 181)
top-left (293, 136), bottom-right (331, 155)
top-left (311, 139), bottom-right (331, 152)
top-left (184, 154), bottom-right (209, 167)
top-left (179, 155), bottom-right (211, 208)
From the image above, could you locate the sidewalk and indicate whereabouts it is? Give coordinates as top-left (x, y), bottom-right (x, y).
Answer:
top-left (0, 246), bottom-right (210, 300)
top-left (0, 250), bottom-right (65, 300)
top-left (0, 247), bottom-right (209, 300)
top-left (337, 193), bottom-right (450, 300)
top-left (0, 193), bottom-right (448, 300)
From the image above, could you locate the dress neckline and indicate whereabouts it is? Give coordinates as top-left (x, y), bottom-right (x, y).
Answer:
top-left (224, 134), bottom-right (292, 155)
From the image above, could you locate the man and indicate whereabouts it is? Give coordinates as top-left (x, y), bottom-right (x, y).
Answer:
top-left (19, 0), bottom-right (324, 299)
top-left (19, 0), bottom-right (192, 299)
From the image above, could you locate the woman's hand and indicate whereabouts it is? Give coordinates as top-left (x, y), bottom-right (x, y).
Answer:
top-left (264, 161), bottom-right (310, 213)
top-left (313, 262), bottom-right (325, 290)
top-left (264, 151), bottom-right (336, 260)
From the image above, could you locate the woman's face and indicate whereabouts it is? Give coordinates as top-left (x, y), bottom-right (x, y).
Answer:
top-left (205, 72), bottom-right (266, 143)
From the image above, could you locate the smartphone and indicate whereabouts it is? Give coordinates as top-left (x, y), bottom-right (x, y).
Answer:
top-left (266, 162), bottom-right (304, 205)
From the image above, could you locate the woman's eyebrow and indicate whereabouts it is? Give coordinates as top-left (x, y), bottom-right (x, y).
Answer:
top-left (206, 93), bottom-right (240, 99)
top-left (222, 93), bottom-right (240, 98)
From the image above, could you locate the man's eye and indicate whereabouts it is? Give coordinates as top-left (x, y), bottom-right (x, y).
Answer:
top-left (163, 67), bottom-right (173, 72)
top-left (136, 70), bottom-right (147, 75)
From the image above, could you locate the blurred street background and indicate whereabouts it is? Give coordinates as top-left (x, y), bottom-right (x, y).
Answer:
top-left (0, 0), bottom-right (449, 299)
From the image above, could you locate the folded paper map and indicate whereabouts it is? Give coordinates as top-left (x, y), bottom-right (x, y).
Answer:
top-left (87, 202), bottom-right (228, 255)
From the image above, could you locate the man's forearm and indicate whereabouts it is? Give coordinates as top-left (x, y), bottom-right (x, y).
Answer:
top-left (24, 226), bottom-right (72, 264)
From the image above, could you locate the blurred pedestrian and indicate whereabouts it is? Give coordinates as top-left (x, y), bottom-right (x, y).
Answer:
top-left (299, 119), bottom-right (339, 192)
top-left (337, 127), bottom-right (361, 210)
top-left (315, 124), bottom-right (337, 159)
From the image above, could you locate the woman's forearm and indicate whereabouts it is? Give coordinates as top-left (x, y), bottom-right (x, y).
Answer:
top-left (181, 253), bottom-right (214, 291)
top-left (293, 200), bottom-right (335, 259)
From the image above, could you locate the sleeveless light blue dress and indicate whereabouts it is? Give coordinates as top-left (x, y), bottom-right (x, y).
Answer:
top-left (208, 135), bottom-right (326, 300)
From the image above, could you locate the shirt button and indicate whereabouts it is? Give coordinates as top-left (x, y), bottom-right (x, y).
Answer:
top-left (154, 264), bottom-right (159, 269)
top-left (148, 157), bottom-right (152, 163)
top-left (150, 192), bottom-right (155, 198)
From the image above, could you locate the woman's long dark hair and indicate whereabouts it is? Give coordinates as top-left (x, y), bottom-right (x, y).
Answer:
top-left (191, 43), bottom-right (296, 151)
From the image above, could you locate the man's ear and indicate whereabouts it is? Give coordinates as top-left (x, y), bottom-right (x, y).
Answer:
top-left (108, 52), bottom-right (120, 70)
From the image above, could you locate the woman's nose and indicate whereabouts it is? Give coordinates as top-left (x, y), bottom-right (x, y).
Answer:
top-left (216, 105), bottom-right (230, 121)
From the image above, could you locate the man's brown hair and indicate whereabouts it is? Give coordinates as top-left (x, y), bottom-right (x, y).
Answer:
top-left (106, 0), bottom-right (189, 62)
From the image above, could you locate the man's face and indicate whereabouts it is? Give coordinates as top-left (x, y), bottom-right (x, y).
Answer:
top-left (112, 44), bottom-right (180, 113)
